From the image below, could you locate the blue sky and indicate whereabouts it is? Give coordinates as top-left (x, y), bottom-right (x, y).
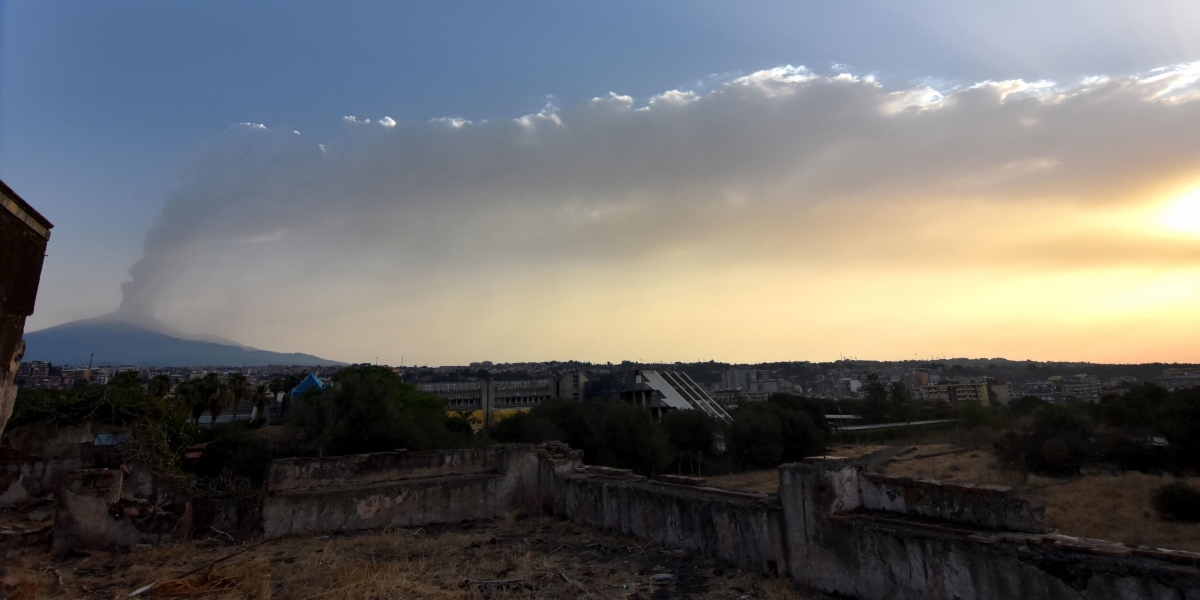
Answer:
top-left (4, 2), bottom-right (1200, 363)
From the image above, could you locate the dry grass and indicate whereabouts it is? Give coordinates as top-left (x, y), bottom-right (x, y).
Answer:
top-left (1023, 471), bottom-right (1200, 552)
top-left (880, 443), bottom-right (1200, 552)
top-left (705, 443), bottom-right (1200, 552)
top-left (1, 517), bottom-right (821, 599)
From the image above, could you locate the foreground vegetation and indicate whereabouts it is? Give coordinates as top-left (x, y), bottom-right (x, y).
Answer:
top-left (8, 366), bottom-right (1200, 518)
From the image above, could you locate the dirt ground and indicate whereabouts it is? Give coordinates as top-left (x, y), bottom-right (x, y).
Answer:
top-left (0, 516), bottom-right (820, 600)
top-left (703, 443), bottom-right (1200, 552)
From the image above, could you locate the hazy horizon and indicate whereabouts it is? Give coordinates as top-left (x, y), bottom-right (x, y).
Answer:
top-left (5, 2), bottom-right (1200, 366)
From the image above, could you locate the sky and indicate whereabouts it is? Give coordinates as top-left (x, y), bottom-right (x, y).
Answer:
top-left (3, 1), bottom-right (1200, 366)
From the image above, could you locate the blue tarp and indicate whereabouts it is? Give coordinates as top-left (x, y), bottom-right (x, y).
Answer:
top-left (291, 373), bottom-right (324, 398)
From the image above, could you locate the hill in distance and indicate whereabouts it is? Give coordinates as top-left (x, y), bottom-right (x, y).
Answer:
top-left (22, 317), bottom-right (343, 367)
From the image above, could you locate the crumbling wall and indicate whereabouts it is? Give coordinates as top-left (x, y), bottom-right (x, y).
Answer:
top-left (52, 469), bottom-right (189, 556)
top-left (262, 444), bottom-right (547, 537)
top-left (0, 422), bottom-right (125, 507)
top-left (779, 458), bottom-right (1200, 599)
top-left (855, 471), bottom-right (1047, 533)
top-left (252, 444), bottom-right (1200, 599)
top-left (0, 180), bottom-right (52, 439)
top-left (545, 463), bottom-right (787, 575)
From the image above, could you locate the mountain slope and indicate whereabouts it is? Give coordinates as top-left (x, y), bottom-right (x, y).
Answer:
top-left (22, 319), bottom-right (343, 367)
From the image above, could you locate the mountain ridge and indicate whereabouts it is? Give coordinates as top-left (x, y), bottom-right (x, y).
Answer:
top-left (22, 318), bottom-right (343, 367)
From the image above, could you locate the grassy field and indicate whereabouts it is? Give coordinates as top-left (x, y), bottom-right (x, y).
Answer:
top-left (705, 443), bottom-right (1200, 552)
top-left (0, 517), bottom-right (820, 599)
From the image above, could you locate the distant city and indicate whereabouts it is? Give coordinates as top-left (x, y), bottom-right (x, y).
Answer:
top-left (17, 357), bottom-right (1200, 427)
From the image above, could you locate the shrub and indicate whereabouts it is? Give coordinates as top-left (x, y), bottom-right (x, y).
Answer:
top-left (286, 365), bottom-right (474, 456)
top-left (1152, 482), bottom-right (1200, 522)
top-left (728, 403), bottom-right (784, 467)
top-left (193, 424), bottom-right (270, 486)
top-left (1008, 395), bottom-right (1048, 417)
top-left (1032, 404), bottom-right (1092, 436)
top-left (591, 401), bottom-right (672, 475)
top-left (489, 412), bottom-right (565, 444)
top-left (1041, 438), bottom-right (1070, 464)
top-left (661, 409), bottom-right (722, 475)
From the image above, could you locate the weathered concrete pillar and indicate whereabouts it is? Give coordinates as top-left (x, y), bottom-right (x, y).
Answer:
top-left (0, 180), bottom-right (53, 439)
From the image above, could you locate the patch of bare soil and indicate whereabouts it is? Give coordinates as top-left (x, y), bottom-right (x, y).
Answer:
top-left (1, 517), bottom-right (821, 599)
top-left (703, 470), bottom-right (780, 495)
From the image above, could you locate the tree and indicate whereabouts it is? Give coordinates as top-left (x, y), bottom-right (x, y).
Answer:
top-left (661, 410), bottom-right (720, 475)
top-left (249, 384), bottom-right (269, 424)
top-left (888, 383), bottom-right (915, 423)
top-left (226, 373), bottom-right (248, 420)
top-left (148, 374), bottom-right (172, 398)
top-left (729, 403), bottom-right (784, 467)
top-left (591, 401), bottom-right (672, 476)
top-left (860, 375), bottom-right (890, 421)
top-left (286, 365), bottom-right (469, 456)
top-left (174, 380), bottom-right (208, 425)
top-left (108, 370), bottom-right (142, 390)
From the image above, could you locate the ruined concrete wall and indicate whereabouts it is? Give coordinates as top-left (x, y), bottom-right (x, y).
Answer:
top-left (544, 464), bottom-right (787, 575)
top-left (262, 444), bottom-right (545, 537)
top-left (855, 471), bottom-right (1047, 533)
top-left (0, 180), bottom-right (52, 439)
top-left (779, 459), bottom-right (1200, 600)
top-left (0, 422), bottom-right (125, 507)
top-left (254, 444), bottom-right (1200, 599)
top-left (52, 469), bottom-right (189, 556)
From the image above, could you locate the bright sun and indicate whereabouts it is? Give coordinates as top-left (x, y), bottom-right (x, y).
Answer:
top-left (1163, 191), bottom-right (1200, 234)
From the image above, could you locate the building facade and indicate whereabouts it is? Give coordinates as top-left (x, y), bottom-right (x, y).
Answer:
top-left (920, 380), bottom-right (990, 405)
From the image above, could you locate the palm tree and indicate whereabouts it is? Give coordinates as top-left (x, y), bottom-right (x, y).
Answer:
top-left (227, 373), bottom-right (248, 421)
top-left (250, 384), bottom-right (269, 423)
top-left (148, 374), bottom-right (172, 398)
top-left (175, 380), bottom-right (207, 425)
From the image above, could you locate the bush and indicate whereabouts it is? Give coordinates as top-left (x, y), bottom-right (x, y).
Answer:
top-left (728, 401), bottom-right (826, 468)
top-left (591, 402), bottom-right (673, 475)
top-left (9, 380), bottom-right (195, 475)
top-left (193, 424), bottom-right (270, 485)
top-left (1152, 482), bottom-right (1200, 522)
top-left (286, 365), bottom-right (475, 456)
top-left (490, 412), bottom-right (565, 444)
top-left (1032, 404), bottom-right (1092, 436)
top-left (491, 399), bottom-right (670, 475)
top-left (661, 409), bottom-right (722, 475)
top-left (1041, 438), bottom-right (1069, 464)
top-left (1008, 395), bottom-right (1048, 417)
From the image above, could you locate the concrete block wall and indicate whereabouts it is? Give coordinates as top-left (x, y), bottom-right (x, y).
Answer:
top-left (52, 469), bottom-right (189, 556)
top-left (545, 463), bottom-right (786, 574)
top-left (779, 458), bottom-right (1200, 600)
top-left (856, 471), bottom-right (1048, 533)
top-left (252, 444), bottom-right (1200, 599)
top-left (262, 444), bottom-right (547, 537)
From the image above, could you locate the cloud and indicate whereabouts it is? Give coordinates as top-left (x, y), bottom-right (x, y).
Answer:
top-left (115, 62), bottom-right (1200, 363)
